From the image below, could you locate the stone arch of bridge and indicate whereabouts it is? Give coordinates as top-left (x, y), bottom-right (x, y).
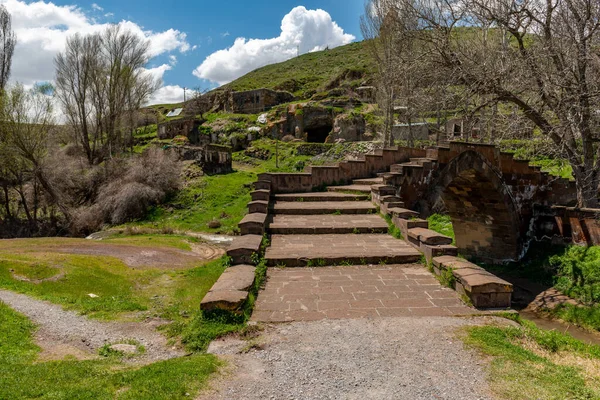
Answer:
top-left (428, 150), bottom-right (523, 263)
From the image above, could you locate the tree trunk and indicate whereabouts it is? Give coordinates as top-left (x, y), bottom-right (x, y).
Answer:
top-left (574, 166), bottom-right (599, 208)
top-left (2, 184), bottom-right (11, 220)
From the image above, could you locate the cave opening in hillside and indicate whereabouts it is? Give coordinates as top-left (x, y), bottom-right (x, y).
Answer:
top-left (306, 125), bottom-right (332, 143)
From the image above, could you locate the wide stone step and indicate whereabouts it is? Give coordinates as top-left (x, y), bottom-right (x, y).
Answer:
top-left (269, 215), bottom-right (389, 234)
top-left (274, 192), bottom-right (369, 202)
top-left (432, 256), bottom-right (513, 308)
top-left (353, 177), bottom-right (384, 185)
top-left (272, 201), bottom-right (377, 215)
top-left (327, 185), bottom-right (372, 194)
top-left (265, 234), bottom-right (422, 267)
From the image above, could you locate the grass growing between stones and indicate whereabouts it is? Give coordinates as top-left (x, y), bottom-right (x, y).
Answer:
top-left (464, 314), bottom-right (600, 399)
top-left (383, 214), bottom-right (403, 239)
top-left (0, 302), bottom-right (221, 400)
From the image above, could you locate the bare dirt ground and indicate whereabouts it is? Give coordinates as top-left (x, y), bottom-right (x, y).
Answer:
top-left (0, 289), bottom-right (183, 363)
top-left (201, 316), bottom-right (507, 400)
top-left (57, 242), bottom-right (223, 269)
top-left (1, 237), bottom-right (225, 269)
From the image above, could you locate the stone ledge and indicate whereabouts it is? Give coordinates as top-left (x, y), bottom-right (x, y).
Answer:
top-left (251, 189), bottom-right (271, 202)
top-left (408, 228), bottom-right (453, 246)
top-left (253, 180), bottom-right (272, 191)
top-left (200, 290), bottom-right (248, 312)
top-left (422, 244), bottom-right (458, 263)
top-left (239, 213), bottom-right (268, 235)
top-left (248, 200), bottom-right (269, 214)
top-left (432, 256), bottom-right (513, 308)
top-left (227, 234), bottom-right (263, 265)
top-left (396, 218), bottom-right (428, 238)
top-left (371, 184), bottom-right (396, 195)
top-left (210, 265), bottom-right (256, 292)
top-left (389, 208), bottom-right (420, 220)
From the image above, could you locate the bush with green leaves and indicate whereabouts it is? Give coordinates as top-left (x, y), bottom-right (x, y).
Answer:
top-left (550, 245), bottom-right (600, 304)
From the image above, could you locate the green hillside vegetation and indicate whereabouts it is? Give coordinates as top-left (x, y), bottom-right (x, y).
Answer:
top-left (224, 41), bottom-right (376, 98)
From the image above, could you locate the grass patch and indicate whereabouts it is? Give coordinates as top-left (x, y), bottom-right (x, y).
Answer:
top-left (0, 255), bottom-right (147, 319)
top-left (140, 170), bottom-right (256, 234)
top-left (224, 41), bottom-right (375, 98)
top-left (383, 214), bottom-right (403, 239)
top-left (0, 238), bottom-right (225, 321)
top-left (464, 315), bottom-right (600, 399)
top-left (0, 302), bottom-right (221, 400)
top-left (550, 303), bottom-right (600, 332)
top-left (427, 214), bottom-right (455, 243)
top-left (103, 234), bottom-right (197, 250)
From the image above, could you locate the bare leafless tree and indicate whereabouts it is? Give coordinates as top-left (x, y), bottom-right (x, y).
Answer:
top-left (0, 5), bottom-right (15, 93)
top-left (362, 0), bottom-right (401, 147)
top-left (55, 25), bottom-right (159, 165)
top-left (362, 0), bottom-right (432, 147)
top-left (382, 0), bottom-right (600, 207)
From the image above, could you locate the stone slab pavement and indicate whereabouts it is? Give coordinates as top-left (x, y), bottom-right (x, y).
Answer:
top-left (252, 264), bottom-right (475, 322)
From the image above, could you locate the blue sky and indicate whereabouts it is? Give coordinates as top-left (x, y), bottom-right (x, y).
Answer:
top-left (4, 0), bottom-right (365, 104)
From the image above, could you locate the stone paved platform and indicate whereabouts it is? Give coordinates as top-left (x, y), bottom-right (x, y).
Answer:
top-left (252, 265), bottom-right (474, 322)
top-left (269, 214), bottom-right (389, 234)
top-left (273, 192), bottom-right (369, 202)
top-left (272, 201), bottom-right (377, 215)
top-left (264, 234), bottom-right (422, 266)
top-left (327, 184), bottom-right (372, 193)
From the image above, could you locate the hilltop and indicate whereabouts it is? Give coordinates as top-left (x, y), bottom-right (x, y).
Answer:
top-left (222, 41), bottom-right (376, 99)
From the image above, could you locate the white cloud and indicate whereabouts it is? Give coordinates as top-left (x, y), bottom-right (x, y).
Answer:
top-left (1, 0), bottom-right (191, 86)
top-left (142, 64), bottom-right (172, 81)
top-left (148, 85), bottom-right (186, 105)
top-left (147, 85), bottom-right (199, 105)
top-left (193, 6), bottom-right (355, 85)
top-left (221, 31), bottom-right (230, 37)
top-left (91, 3), bottom-right (103, 11)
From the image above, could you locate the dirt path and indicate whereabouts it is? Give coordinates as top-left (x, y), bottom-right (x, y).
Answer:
top-left (202, 317), bottom-right (501, 400)
top-left (0, 290), bottom-right (184, 363)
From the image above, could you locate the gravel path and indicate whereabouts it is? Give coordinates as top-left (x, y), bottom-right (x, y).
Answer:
top-left (0, 290), bottom-right (184, 362)
top-left (203, 317), bottom-right (497, 400)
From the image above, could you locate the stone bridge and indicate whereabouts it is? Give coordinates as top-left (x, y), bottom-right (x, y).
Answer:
top-left (380, 142), bottom-right (576, 262)
top-left (263, 142), bottom-right (579, 264)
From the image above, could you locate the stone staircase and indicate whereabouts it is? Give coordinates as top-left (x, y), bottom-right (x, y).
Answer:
top-left (201, 143), bottom-right (563, 313)
top-left (264, 180), bottom-right (421, 267)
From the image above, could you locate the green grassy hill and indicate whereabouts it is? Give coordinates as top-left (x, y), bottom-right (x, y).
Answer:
top-left (223, 41), bottom-right (375, 98)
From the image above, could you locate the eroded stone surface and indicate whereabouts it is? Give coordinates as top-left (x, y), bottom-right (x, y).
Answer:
top-left (252, 265), bottom-right (474, 322)
top-left (227, 235), bottom-right (262, 265)
top-left (210, 265), bottom-right (256, 292)
top-left (201, 290), bottom-right (248, 311)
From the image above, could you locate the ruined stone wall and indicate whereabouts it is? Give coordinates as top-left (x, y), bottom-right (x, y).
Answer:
top-left (226, 89), bottom-right (295, 114)
top-left (260, 147), bottom-right (427, 193)
top-left (174, 144), bottom-right (233, 175)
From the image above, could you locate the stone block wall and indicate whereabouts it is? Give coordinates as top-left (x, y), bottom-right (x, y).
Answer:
top-left (226, 89), bottom-right (295, 114)
top-left (259, 146), bottom-right (427, 194)
top-left (175, 144), bottom-right (233, 175)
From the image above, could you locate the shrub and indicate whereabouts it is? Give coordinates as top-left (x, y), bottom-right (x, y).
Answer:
top-left (71, 148), bottom-right (182, 231)
top-left (551, 246), bottom-right (600, 304)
